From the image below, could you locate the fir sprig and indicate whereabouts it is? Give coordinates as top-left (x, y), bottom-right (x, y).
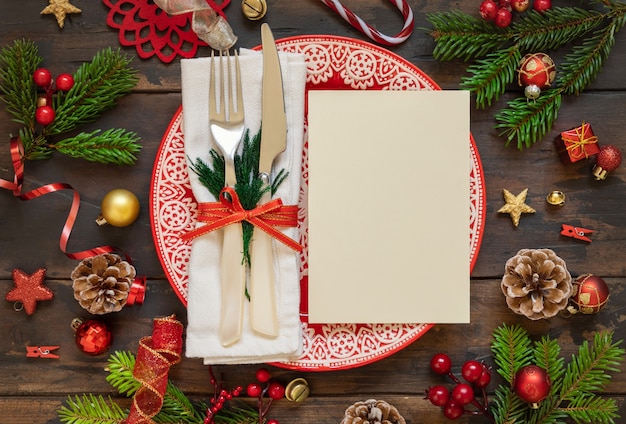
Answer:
top-left (0, 39), bottom-right (141, 164)
top-left (427, 1), bottom-right (626, 149)
top-left (188, 128), bottom-right (288, 266)
top-left (57, 394), bottom-right (127, 424)
top-left (490, 323), bottom-right (625, 424)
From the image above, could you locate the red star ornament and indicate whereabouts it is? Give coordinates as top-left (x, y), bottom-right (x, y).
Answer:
top-left (6, 268), bottom-right (53, 315)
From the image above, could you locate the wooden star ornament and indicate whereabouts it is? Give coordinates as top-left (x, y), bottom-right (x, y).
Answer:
top-left (41, 0), bottom-right (81, 28)
top-left (6, 268), bottom-right (54, 315)
top-left (498, 188), bottom-right (536, 227)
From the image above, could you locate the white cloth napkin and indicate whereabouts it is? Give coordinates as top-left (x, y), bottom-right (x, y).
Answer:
top-left (181, 48), bottom-right (306, 364)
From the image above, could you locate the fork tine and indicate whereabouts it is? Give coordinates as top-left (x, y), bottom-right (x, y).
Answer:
top-left (209, 50), bottom-right (217, 117)
top-left (233, 50), bottom-right (243, 120)
top-left (219, 50), bottom-right (226, 117)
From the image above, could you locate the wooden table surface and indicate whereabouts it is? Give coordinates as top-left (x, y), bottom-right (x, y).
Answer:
top-left (1, 1), bottom-right (625, 423)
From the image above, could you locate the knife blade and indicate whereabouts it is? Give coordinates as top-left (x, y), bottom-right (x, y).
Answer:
top-left (249, 23), bottom-right (287, 337)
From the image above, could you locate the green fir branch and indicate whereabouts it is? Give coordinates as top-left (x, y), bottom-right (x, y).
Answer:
top-left (490, 323), bottom-right (534, 384)
top-left (513, 7), bottom-right (604, 52)
top-left (0, 39), bottom-right (40, 127)
top-left (495, 89), bottom-right (562, 149)
top-left (562, 395), bottom-right (620, 424)
top-left (47, 48), bottom-right (138, 135)
top-left (491, 386), bottom-right (527, 424)
top-left (426, 10), bottom-right (510, 61)
top-left (52, 128), bottom-right (141, 164)
top-left (461, 46), bottom-right (521, 108)
top-left (57, 394), bottom-right (127, 424)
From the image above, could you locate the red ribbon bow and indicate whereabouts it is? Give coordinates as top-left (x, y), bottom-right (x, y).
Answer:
top-left (181, 186), bottom-right (303, 252)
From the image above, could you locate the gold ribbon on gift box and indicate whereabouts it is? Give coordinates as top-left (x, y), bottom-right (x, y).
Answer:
top-left (563, 122), bottom-right (599, 160)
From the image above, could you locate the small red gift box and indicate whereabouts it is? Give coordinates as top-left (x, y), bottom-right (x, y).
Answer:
top-left (555, 122), bottom-right (600, 163)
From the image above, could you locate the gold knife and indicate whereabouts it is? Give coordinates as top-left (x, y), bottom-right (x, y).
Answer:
top-left (249, 23), bottom-right (287, 337)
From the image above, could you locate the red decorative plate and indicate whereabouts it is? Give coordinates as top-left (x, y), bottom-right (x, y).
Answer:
top-left (150, 35), bottom-right (486, 371)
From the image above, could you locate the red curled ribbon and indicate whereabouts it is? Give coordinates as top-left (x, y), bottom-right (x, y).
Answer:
top-left (0, 137), bottom-right (116, 260)
top-left (122, 315), bottom-right (184, 424)
top-left (181, 186), bottom-right (303, 252)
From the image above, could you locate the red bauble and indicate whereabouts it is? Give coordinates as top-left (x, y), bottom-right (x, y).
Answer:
top-left (55, 73), bottom-right (75, 92)
top-left (33, 68), bottom-right (52, 88)
top-left (518, 53), bottom-right (556, 90)
top-left (570, 274), bottom-right (610, 314)
top-left (593, 145), bottom-right (622, 180)
top-left (533, 0), bottom-right (552, 13)
top-left (511, 0), bottom-right (530, 12)
top-left (479, 0), bottom-right (498, 20)
top-left (498, 0), bottom-right (512, 11)
top-left (74, 319), bottom-right (112, 355)
top-left (494, 8), bottom-right (513, 27)
top-left (35, 105), bottom-right (55, 126)
top-left (513, 365), bottom-right (551, 407)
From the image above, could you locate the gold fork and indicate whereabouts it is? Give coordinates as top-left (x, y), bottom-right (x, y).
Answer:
top-left (209, 49), bottom-right (246, 347)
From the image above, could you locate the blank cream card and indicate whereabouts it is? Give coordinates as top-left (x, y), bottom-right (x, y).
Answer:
top-left (307, 90), bottom-right (470, 324)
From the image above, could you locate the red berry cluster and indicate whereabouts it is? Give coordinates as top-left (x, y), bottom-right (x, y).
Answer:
top-left (479, 0), bottom-right (551, 28)
top-left (204, 367), bottom-right (244, 424)
top-left (32, 67), bottom-right (75, 126)
top-left (425, 353), bottom-right (495, 422)
top-left (246, 367), bottom-right (285, 424)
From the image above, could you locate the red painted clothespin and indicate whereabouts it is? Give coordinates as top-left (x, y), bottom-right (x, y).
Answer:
top-left (26, 345), bottom-right (60, 359)
top-left (560, 224), bottom-right (593, 242)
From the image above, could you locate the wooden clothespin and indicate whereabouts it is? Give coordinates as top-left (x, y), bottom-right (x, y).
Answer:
top-left (26, 345), bottom-right (60, 359)
top-left (560, 224), bottom-right (593, 243)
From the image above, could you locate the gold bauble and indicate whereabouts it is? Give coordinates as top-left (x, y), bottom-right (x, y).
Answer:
top-left (96, 189), bottom-right (140, 227)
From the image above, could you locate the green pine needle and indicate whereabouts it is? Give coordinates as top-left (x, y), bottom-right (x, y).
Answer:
top-left (53, 128), bottom-right (141, 164)
top-left (0, 39), bottom-right (40, 126)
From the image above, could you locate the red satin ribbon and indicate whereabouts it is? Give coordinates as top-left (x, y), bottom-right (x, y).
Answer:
top-left (122, 315), bottom-right (184, 424)
top-left (1, 137), bottom-right (117, 260)
top-left (181, 186), bottom-right (303, 252)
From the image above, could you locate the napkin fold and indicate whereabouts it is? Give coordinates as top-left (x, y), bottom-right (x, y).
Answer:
top-left (181, 48), bottom-right (306, 364)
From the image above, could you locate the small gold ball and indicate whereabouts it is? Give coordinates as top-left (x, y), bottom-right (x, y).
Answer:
top-left (285, 378), bottom-right (309, 402)
top-left (242, 0), bottom-right (267, 20)
top-left (98, 189), bottom-right (140, 227)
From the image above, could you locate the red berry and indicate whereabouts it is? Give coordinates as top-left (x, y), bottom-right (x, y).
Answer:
top-left (267, 382), bottom-right (285, 400)
top-left (255, 367), bottom-right (272, 383)
top-left (451, 383), bottom-right (474, 405)
top-left (461, 360), bottom-right (483, 383)
top-left (425, 385), bottom-right (450, 407)
top-left (533, 0), bottom-right (551, 13)
top-left (494, 7), bottom-right (512, 27)
top-left (430, 353), bottom-right (452, 375)
top-left (443, 400), bottom-right (465, 420)
top-left (479, 0), bottom-right (498, 20)
top-left (55, 73), bottom-right (75, 92)
top-left (511, 0), bottom-right (530, 12)
top-left (35, 105), bottom-right (55, 126)
top-left (475, 366), bottom-right (492, 388)
top-left (33, 68), bottom-right (52, 88)
top-left (246, 382), bottom-right (262, 398)
top-left (267, 420), bottom-right (279, 424)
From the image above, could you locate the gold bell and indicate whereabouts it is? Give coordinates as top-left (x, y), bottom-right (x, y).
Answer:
top-left (546, 190), bottom-right (565, 206)
top-left (241, 0), bottom-right (267, 20)
top-left (285, 378), bottom-right (309, 402)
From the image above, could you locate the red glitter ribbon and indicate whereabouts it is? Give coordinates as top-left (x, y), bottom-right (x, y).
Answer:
top-left (181, 186), bottom-right (303, 252)
top-left (0, 137), bottom-right (147, 304)
top-left (562, 122), bottom-right (599, 160)
top-left (123, 315), bottom-right (184, 424)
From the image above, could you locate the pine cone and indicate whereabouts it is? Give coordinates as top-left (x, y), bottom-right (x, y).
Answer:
top-left (501, 248), bottom-right (573, 320)
top-left (71, 253), bottom-right (135, 314)
top-left (340, 399), bottom-right (405, 424)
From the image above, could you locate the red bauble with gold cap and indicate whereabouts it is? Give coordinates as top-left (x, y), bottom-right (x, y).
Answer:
top-left (518, 53), bottom-right (556, 99)
top-left (570, 274), bottom-right (610, 314)
top-left (73, 318), bottom-right (112, 355)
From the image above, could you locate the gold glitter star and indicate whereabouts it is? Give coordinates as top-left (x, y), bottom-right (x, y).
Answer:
top-left (498, 188), bottom-right (536, 227)
top-left (41, 0), bottom-right (81, 28)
